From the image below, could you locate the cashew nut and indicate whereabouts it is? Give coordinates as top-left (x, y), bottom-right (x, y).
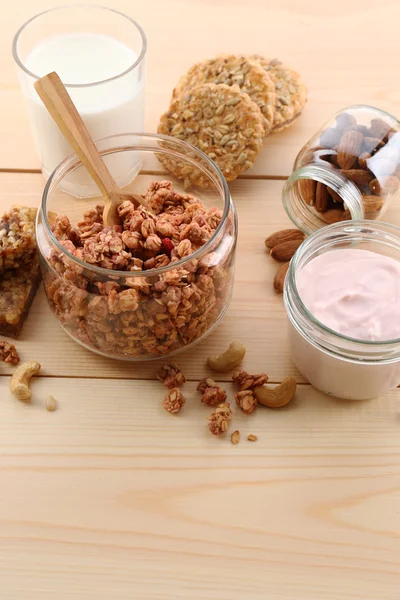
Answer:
top-left (9, 361), bottom-right (41, 402)
top-left (254, 377), bottom-right (297, 408)
top-left (207, 341), bottom-right (246, 373)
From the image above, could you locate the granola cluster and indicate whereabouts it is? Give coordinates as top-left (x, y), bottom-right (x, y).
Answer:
top-left (0, 341), bottom-right (20, 364)
top-left (232, 370), bottom-right (268, 390)
top-left (45, 181), bottom-right (233, 359)
top-left (196, 377), bottom-right (227, 406)
top-left (157, 361), bottom-right (186, 389)
top-left (235, 389), bottom-right (257, 414)
top-left (208, 402), bottom-right (232, 435)
top-left (162, 387), bottom-right (186, 413)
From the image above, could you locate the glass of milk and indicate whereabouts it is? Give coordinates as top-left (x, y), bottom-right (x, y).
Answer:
top-left (12, 5), bottom-right (146, 196)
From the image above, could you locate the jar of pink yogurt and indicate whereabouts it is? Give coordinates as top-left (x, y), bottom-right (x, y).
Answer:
top-left (284, 220), bottom-right (400, 399)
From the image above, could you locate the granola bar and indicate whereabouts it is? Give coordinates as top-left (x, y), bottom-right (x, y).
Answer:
top-left (0, 206), bottom-right (37, 274)
top-left (0, 255), bottom-right (41, 338)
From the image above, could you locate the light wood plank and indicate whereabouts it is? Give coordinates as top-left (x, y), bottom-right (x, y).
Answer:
top-left (1, 0), bottom-right (400, 173)
top-left (0, 376), bottom-right (399, 599)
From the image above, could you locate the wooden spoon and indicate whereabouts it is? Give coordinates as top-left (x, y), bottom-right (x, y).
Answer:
top-left (34, 71), bottom-right (149, 226)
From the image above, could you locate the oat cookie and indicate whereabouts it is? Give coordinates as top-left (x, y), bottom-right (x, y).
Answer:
top-left (172, 54), bottom-right (276, 134)
top-left (251, 55), bottom-right (307, 132)
top-left (158, 83), bottom-right (264, 183)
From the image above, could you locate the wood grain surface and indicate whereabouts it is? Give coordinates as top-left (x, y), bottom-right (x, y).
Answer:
top-left (0, 376), bottom-right (399, 599)
top-left (1, 1), bottom-right (400, 598)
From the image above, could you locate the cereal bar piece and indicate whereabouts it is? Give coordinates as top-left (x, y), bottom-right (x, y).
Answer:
top-left (0, 206), bottom-right (37, 274)
top-left (0, 255), bottom-right (41, 338)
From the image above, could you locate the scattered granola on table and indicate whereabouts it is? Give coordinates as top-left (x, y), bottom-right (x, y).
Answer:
top-left (157, 361), bottom-right (186, 389)
top-left (45, 180), bottom-right (234, 359)
top-left (162, 387), bottom-right (186, 414)
top-left (0, 341), bottom-right (19, 364)
top-left (196, 377), bottom-right (217, 393)
top-left (46, 395), bottom-right (57, 412)
top-left (247, 434), bottom-right (258, 442)
top-left (232, 370), bottom-right (268, 390)
top-left (208, 402), bottom-right (232, 435)
top-left (231, 430), bottom-right (240, 444)
top-left (196, 376), bottom-right (227, 405)
top-left (235, 390), bottom-right (258, 414)
top-left (200, 384), bottom-right (227, 406)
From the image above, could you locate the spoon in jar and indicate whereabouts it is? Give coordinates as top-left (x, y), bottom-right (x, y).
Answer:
top-left (34, 71), bottom-right (150, 226)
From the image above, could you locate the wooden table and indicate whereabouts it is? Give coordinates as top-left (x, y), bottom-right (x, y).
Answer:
top-left (1, 1), bottom-right (400, 598)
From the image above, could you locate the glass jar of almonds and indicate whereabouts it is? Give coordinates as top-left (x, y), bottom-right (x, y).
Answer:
top-left (282, 105), bottom-right (400, 234)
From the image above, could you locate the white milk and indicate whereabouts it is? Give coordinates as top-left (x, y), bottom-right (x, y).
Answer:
top-left (21, 33), bottom-right (145, 194)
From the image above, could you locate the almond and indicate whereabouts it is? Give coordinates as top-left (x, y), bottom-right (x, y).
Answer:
top-left (326, 187), bottom-right (343, 203)
top-left (297, 179), bottom-right (316, 205)
top-left (265, 229), bottom-right (305, 249)
top-left (362, 195), bottom-right (385, 213)
top-left (363, 136), bottom-right (384, 153)
top-left (319, 128), bottom-right (342, 148)
top-left (321, 209), bottom-right (346, 224)
top-left (337, 130), bottom-right (363, 169)
top-left (335, 112), bottom-right (356, 130)
top-left (315, 182), bottom-right (329, 212)
top-left (270, 239), bottom-right (303, 262)
top-left (369, 175), bottom-right (399, 196)
top-left (358, 152), bottom-right (371, 170)
top-left (369, 118), bottom-right (392, 141)
top-left (340, 169), bottom-right (373, 186)
top-left (273, 262), bottom-right (290, 293)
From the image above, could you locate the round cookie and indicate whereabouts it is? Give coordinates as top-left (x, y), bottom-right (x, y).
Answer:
top-left (172, 54), bottom-right (276, 135)
top-left (158, 83), bottom-right (264, 185)
top-left (250, 55), bottom-right (307, 132)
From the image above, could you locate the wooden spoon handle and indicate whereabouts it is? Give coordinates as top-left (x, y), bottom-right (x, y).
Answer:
top-left (34, 71), bottom-right (119, 199)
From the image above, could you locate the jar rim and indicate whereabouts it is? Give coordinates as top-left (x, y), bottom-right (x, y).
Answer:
top-left (12, 4), bottom-right (147, 88)
top-left (286, 220), bottom-right (400, 348)
top-left (282, 164), bottom-right (364, 235)
top-left (40, 132), bottom-right (234, 279)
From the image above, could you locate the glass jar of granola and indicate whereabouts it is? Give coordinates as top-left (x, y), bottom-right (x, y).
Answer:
top-left (282, 105), bottom-right (400, 234)
top-left (36, 134), bottom-right (237, 360)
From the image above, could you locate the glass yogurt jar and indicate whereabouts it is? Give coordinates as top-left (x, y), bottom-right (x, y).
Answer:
top-left (283, 105), bottom-right (400, 234)
top-left (284, 220), bottom-right (400, 400)
top-left (36, 133), bottom-right (237, 361)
